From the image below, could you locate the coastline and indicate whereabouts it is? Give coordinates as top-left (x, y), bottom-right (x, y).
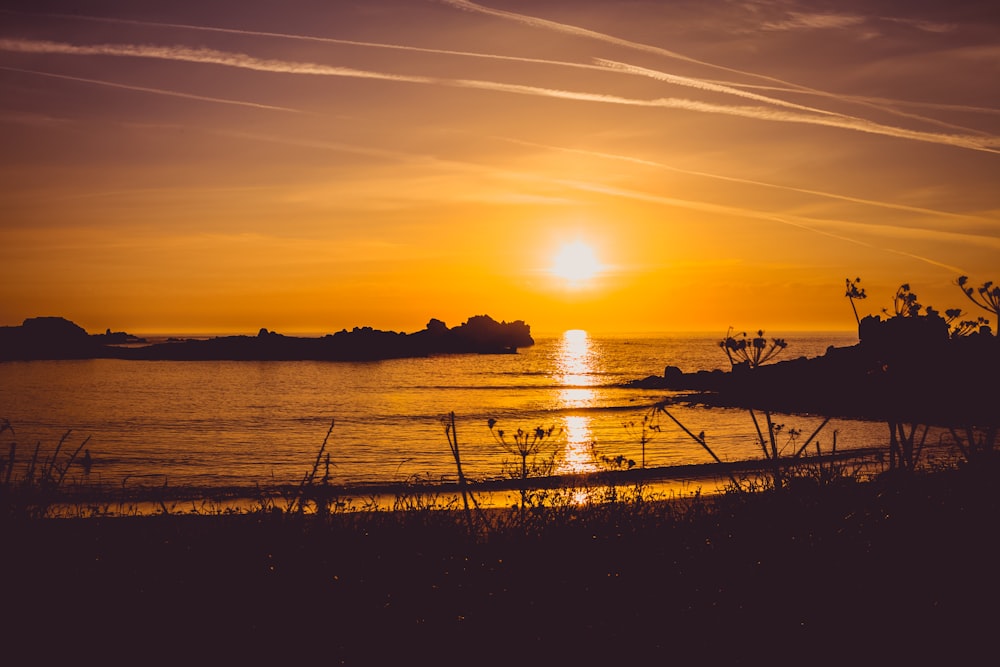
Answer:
top-left (0, 314), bottom-right (536, 361)
top-left (30, 445), bottom-right (896, 516)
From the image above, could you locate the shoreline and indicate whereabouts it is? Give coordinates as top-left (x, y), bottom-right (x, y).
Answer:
top-left (31, 446), bottom-right (894, 516)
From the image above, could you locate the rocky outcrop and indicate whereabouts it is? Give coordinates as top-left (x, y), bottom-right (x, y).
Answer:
top-left (631, 315), bottom-right (998, 426)
top-left (0, 317), bottom-right (101, 360)
top-left (1, 315), bottom-right (534, 361)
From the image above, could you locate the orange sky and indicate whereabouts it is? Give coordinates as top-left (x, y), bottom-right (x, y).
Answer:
top-left (1, 0), bottom-right (997, 335)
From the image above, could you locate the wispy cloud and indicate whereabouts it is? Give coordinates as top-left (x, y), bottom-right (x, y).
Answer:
top-left (882, 17), bottom-right (958, 34)
top-left (594, 59), bottom-right (841, 116)
top-left (762, 12), bottom-right (867, 31)
top-left (501, 137), bottom-right (994, 223)
top-left (440, 1), bottom-right (995, 142)
top-left (439, 0), bottom-right (875, 95)
top-left (0, 65), bottom-right (304, 113)
top-left (0, 108), bottom-right (71, 126)
top-left (701, 79), bottom-right (1000, 133)
top-left (0, 38), bottom-right (434, 82)
top-left (558, 179), bottom-right (984, 273)
top-left (12, 11), bottom-right (893, 128)
top-left (608, 60), bottom-right (998, 139)
top-left (10, 11), bottom-right (994, 149)
top-left (2, 37), bottom-right (997, 154)
top-left (26, 11), bottom-right (876, 124)
top-left (10, 9), bottom-right (608, 71)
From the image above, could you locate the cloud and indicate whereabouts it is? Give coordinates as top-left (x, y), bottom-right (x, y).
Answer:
top-left (2, 37), bottom-right (997, 154)
top-left (557, 179), bottom-right (996, 272)
top-left (500, 137), bottom-right (993, 224)
top-left (439, 0), bottom-right (879, 95)
top-left (15, 9), bottom-right (610, 71)
top-left (439, 1), bottom-right (1000, 151)
top-left (699, 79), bottom-right (1000, 135)
top-left (762, 12), bottom-right (867, 31)
top-left (882, 17), bottom-right (958, 34)
top-left (0, 38), bottom-right (434, 82)
top-left (442, 0), bottom-right (755, 77)
top-left (0, 65), bottom-right (304, 113)
top-left (594, 59), bottom-right (841, 116)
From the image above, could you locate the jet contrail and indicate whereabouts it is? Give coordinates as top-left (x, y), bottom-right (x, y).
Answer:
top-left (557, 179), bottom-right (980, 273)
top-left (500, 137), bottom-right (995, 224)
top-left (594, 59), bottom-right (842, 117)
top-left (599, 60), bottom-right (996, 138)
top-left (0, 39), bottom-right (436, 82)
top-left (442, 0), bottom-right (748, 76)
top-left (440, 0), bottom-right (855, 94)
top-left (5, 9), bottom-right (871, 119)
top-left (440, 0), bottom-right (993, 139)
top-left (700, 79), bottom-right (998, 136)
top-left (0, 65), bottom-right (304, 113)
top-left (3, 38), bottom-right (996, 153)
top-left (6, 9), bottom-right (613, 70)
top-left (10, 9), bottom-right (993, 143)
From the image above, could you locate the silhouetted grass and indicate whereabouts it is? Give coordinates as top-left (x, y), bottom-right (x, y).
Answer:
top-left (3, 416), bottom-right (997, 664)
top-left (3, 459), bottom-right (998, 664)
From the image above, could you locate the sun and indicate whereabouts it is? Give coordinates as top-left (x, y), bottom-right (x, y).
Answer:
top-left (550, 240), bottom-right (603, 283)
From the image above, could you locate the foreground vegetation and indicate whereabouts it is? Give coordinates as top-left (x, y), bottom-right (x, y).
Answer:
top-left (3, 439), bottom-right (998, 664)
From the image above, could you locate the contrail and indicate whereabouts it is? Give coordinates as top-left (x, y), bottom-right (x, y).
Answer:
top-left (707, 80), bottom-right (1000, 117)
top-left (600, 60), bottom-right (995, 138)
top-left (442, 0), bottom-right (753, 77)
top-left (449, 78), bottom-right (999, 152)
top-left (0, 65), bottom-right (304, 113)
top-left (5, 9), bottom-right (612, 70)
top-left (3, 38), bottom-right (997, 153)
top-left (440, 0), bottom-right (989, 136)
top-left (700, 79), bottom-right (998, 136)
top-left (594, 59), bottom-right (842, 117)
top-left (558, 178), bottom-right (990, 274)
top-left (500, 138), bottom-right (995, 223)
top-left (440, 0), bottom-right (867, 95)
top-left (12, 10), bottom-right (994, 143)
top-left (4, 9), bottom-right (873, 119)
top-left (0, 39), bottom-right (435, 83)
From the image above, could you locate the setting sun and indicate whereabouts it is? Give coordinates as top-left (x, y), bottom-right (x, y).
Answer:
top-left (550, 241), bottom-right (604, 284)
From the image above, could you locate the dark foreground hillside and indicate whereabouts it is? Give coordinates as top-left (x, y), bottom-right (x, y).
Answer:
top-left (4, 467), bottom-right (999, 666)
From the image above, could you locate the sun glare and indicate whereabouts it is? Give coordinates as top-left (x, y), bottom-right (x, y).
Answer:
top-left (550, 240), bottom-right (603, 283)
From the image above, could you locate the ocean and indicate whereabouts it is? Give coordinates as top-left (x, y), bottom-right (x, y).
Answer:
top-left (1, 330), bottom-right (901, 499)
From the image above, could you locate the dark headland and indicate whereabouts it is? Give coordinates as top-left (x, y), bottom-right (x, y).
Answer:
top-left (0, 314), bottom-right (533, 361)
top-left (629, 313), bottom-right (998, 427)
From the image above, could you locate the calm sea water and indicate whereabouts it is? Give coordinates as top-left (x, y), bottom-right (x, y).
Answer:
top-left (1, 331), bottom-right (894, 495)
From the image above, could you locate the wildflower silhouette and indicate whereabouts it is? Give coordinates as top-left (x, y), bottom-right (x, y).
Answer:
top-left (719, 328), bottom-right (788, 369)
top-left (845, 277), bottom-right (867, 327)
top-left (956, 276), bottom-right (999, 335)
top-left (719, 327), bottom-right (803, 490)
top-left (488, 419), bottom-right (560, 509)
top-left (885, 283), bottom-right (922, 318)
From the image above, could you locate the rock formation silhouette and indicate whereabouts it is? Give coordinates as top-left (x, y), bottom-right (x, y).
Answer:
top-left (631, 313), bottom-right (997, 426)
top-left (0, 315), bottom-right (533, 362)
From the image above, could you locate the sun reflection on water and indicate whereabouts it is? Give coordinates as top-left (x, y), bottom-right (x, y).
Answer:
top-left (555, 330), bottom-right (600, 476)
top-left (559, 414), bottom-right (598, 475)
top-left (557, 329), bottom-right (595, 387)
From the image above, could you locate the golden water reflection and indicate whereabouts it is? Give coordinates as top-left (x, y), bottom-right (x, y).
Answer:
top-left (557, 329), bottom-right (594, 387)
top-left (555, 330), bottom-right (600, 476)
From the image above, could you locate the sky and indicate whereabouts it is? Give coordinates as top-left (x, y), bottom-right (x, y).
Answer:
top-left (1, 0), bottom-right (997, 335)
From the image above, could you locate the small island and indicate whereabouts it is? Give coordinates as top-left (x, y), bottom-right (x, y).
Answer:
top-left (0, 314), bottom-right (534, 361)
